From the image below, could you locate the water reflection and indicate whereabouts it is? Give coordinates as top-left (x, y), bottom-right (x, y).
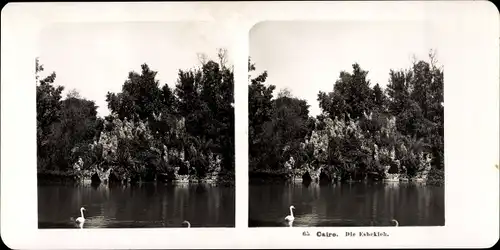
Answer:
top-left (38, 182), bottom-right (235, 229)
top-left (249, 182), bottom-right (444, 227)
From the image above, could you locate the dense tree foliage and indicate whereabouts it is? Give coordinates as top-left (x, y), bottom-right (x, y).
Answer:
top-left (37, 49), bottom-right (443, 185)
top-left (37, 58), bottom-right (103, 172)
top-left (248, 60), bottom-right (315, 172)
top-left (37, 50), bottom-right (235, 183)
top-left (248, 58), bottom-right (275, 170)
top-left (249, 51), bottom-right (444, 184)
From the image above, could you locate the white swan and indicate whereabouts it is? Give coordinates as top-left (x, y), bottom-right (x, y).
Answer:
top-left (182, 220), bottom-right (191, 228)
top-left (391, 219), bottom-right (399, 227)
top-left (284, 205), bottom-right (295, 222)
top-left (76, 207), bottom-right (86, 224)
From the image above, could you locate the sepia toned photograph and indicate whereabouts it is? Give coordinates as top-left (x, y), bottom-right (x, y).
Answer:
top-left (36, 22), bottom-right (235, 228)
top-left (248, 21), bottom-right (445, 227)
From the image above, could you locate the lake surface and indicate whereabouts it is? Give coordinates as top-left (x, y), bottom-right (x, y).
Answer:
top-left (38, 183), bottom-right (235, 228)
top-left (249, 182), bottom-right (444, 227)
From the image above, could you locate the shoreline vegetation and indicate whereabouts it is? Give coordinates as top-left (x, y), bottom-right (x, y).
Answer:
top-left (248, 50), bottom-right (444, 186)
top-left (37, 49), bottom-right (235, 186)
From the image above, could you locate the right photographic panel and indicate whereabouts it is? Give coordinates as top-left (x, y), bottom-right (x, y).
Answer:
top-left (248, 21), bottom-right (444, 228)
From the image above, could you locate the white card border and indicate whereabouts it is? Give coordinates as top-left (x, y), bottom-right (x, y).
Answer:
top-left (1, 1), bottom-right (499, 249)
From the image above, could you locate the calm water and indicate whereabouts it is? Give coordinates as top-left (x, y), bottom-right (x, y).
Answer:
top-left (38, 183), bottom-right (235, 228)
top-left (249, 182), bottom-right (444, 227)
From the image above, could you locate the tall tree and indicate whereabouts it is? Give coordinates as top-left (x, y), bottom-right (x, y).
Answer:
top-left (265, 91), bottom-right (313, 169)
top-left (36, 58), bottom-right (64, 170)
top-left (36, 58), bottom-right (101, 171)
top-left (57, 92), bottom-right (103, 169)
top-left (386, 68), bottom-right (414, 117)
top-left (372, 83), bottom-right (387, 113)
top-left (318, 63), bottom-right (374, 121)
top-left (248, 58), bottom-right (276, 169)
top-left (106, 64), bottom-right (163, 122)
top-left (174, 50), bottom-right (235, 173)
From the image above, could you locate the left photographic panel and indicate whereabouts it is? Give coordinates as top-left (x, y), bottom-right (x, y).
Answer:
top-left (36, 22), bottom-right (235, 229)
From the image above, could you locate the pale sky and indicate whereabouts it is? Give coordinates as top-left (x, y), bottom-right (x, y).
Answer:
top-left (249, 21), bottom-right (441, 117)
top-left (38, 22), bottom-right (233, 117)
